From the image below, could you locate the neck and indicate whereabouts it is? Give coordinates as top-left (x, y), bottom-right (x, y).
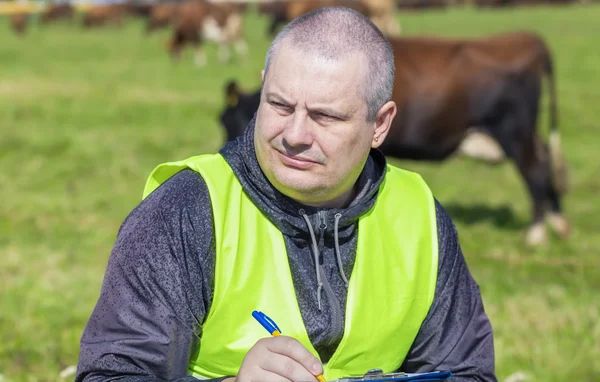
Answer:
top-left (294, 182), bottom-right (358, 209)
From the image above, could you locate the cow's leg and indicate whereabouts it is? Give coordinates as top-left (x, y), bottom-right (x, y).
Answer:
top-left (539, 137), bottom-right (570, 239)
top-left (518, 74), bottom-right (569, 242)
top-left (194, 47), bottom-right (207, 67)
top-left (168, 30), bottom-right (184, 62)
top-left (218, 43), bottom-right (231, 63)
top-left (489, 110), bottom-right (551, 246)
top-left (527, 136), bottom-right (570, 241)
top-left (547, 210), bottom-right (570, 240)
top-left (511, 135), bottom-right (551, 246)
top-left (146, 21), bottom-right (155, 34)
top-left (234, 38), bottom-right (248, 64)
top-left (191, 32), bottom-right (206, 67)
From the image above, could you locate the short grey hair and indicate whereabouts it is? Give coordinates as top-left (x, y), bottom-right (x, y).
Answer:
top-left (263, 6), bottom-right (395, 122)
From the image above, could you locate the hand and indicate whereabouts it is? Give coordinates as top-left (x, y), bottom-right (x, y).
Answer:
top-left (232, 336), bottom-right (324, 382)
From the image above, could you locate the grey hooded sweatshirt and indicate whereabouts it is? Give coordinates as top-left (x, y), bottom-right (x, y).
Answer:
top-left (76, 119), bottom-right (497, 382)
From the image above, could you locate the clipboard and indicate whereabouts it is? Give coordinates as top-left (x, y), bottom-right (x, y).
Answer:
top-left (333, 368), bottom-right (452, 382)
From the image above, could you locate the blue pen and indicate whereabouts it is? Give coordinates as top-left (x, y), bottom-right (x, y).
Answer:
top-left (252, 310), bottom-right (326, 382)
top-left (252, 310), bottom-right (282, 336)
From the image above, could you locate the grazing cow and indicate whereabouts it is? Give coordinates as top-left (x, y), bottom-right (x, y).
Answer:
top-left (168, 0), bottom-right (247, 66)
top-left (40, 3), bottom-right (75, 24)
top-left (9, 12), bottom-right (30, 35)
top-left (259, 0), bottom-right (401, 37)
top-left (218, 31), bottom-right (569, 247)
top-left (203, 2), bottom-right (248, 64)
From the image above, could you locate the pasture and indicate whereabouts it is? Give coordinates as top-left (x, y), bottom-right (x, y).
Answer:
top-left (1, 4), bottom-right (599, 381)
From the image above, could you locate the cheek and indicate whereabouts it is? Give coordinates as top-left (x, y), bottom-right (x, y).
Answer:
top-left (256, 108), bottom-right (284, 142)
top-left (322, 128), bottom-right (368, 163)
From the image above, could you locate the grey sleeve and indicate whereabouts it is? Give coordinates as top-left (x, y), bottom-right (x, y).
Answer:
top-left (400, 200), bottom-right (497, 382)
top-left (76, 170), bottom-right (229, 382)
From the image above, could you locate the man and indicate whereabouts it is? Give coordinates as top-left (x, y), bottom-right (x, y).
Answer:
top-left (77, 7), bottom-right (497, 382)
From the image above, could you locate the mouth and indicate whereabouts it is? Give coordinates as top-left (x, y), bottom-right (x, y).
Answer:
top-left (276, 150), bottom-right (319, 169)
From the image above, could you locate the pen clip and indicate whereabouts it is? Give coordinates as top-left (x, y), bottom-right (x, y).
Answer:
top-left (263, 313), bottom-right (282, 334)
top-left (252, 310), bottom-right (282, 334)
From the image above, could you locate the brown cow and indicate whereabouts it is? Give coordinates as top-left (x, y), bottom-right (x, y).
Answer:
top-left (40, 3), bottom-right (75, 24)
top-left (168, 0), bottom-right (247, 66)
top-left (260, 0), bottom-right (401, 37)
top-left (168, 0), bottom-right (211, 63)
top-left (219, 31), bottom-right (569, 246)
top-left (9, 12), bottom-right (30, 35)
top-left (202, 2), bottom-right (248, 64)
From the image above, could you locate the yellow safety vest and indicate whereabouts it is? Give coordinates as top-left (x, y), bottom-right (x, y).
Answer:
top-left (143, 153), bottom-right (438, 380)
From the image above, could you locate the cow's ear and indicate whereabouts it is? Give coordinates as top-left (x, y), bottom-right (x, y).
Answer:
top-left (227, 93), bottom-right (239, 107)
top-left (226, 81), bottom-right (239, 107)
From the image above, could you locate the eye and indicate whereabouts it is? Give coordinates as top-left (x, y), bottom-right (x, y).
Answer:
top-left (269, 101), bottom-right (292, 112)
top-left (270, 101), bottom-right (286, 108)
top-left (313, 112), bottom-right (340, 122)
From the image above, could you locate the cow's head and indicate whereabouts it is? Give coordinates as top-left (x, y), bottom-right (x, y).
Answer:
top-left (218, 80), bottom-right (261, 144)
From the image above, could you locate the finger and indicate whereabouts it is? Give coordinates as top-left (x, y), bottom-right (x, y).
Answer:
top-left (260, 352), bottom-right (319, 382)
top-left (263, 336), bottom-right (323, 376)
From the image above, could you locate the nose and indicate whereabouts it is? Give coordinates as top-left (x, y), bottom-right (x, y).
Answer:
top-left (281, 111), bottom-right (313, 151)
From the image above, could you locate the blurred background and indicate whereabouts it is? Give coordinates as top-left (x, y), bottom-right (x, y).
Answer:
top-left (0, 0), bottom-right (599, 380)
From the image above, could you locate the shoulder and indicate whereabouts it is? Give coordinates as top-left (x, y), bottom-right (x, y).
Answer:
top-left (142, 169), bottom-right (211, 211)
top-left (383, 164), bottom-right (433, 201)
top-left (120, 169), bottom-right (214, 235)
top-left (111, 169), bottom-right (217, 291)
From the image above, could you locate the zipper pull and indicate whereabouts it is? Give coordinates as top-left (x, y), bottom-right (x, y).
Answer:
top-left (317, 211), bottom-right (327, 264)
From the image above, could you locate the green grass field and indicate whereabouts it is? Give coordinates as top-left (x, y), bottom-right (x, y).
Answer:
top-left (1, 4), bottom-right (599, 381)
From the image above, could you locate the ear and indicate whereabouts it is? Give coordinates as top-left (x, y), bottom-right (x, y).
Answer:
top-left (261, 69), bottom-right (265, 83)
top-left (372, 101), bottom-right (397, 148)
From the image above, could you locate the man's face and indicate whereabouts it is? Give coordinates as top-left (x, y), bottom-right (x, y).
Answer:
top-left (254, 44), bottom-right (377, 207)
